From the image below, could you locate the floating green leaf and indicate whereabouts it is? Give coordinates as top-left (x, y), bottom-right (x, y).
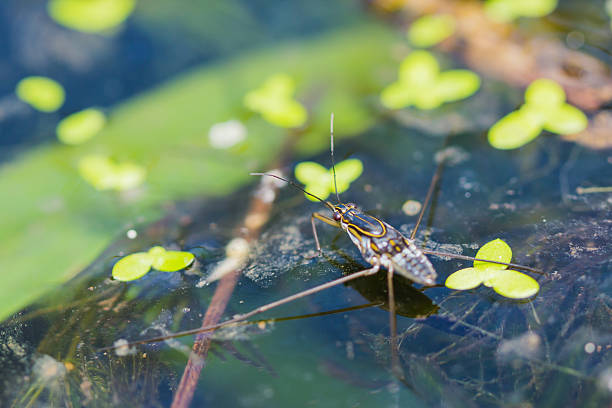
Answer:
top-left (524, 78), bottom-right (565, 107)
top-left (485, 0), bottom-right (558, 22)
top-left (487, 269), bottom-right (540, 298)
top-left (380, 50), bottom-right (480, 110)
top-left (473, 238), bottom-right (512, 269)
top-left (445, 238), bottom-right (539, 299)
top-left (56, 108), bottom-right (106, 145)
top-left (15, 76), bottom-right (65, 112)
top-left (48, 0), bottom-right (136, 33)
top-left (78, 154), bottom-right (146, 191)
top-left (112, 246), bottom-right (195, 281)
top-left (244, 74), bottom-right (307, 128)
top-left (295, 158), bottom-right (363, 201)
top-left (488, 78), bottom-right (588, 150)
top-left (112, 252), bottom-right (152, 281)
top-left (408, 14), bottom-right (456, 48)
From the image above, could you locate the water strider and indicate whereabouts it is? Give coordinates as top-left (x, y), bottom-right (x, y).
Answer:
top-left (100, 114), bottom-right (540, 357)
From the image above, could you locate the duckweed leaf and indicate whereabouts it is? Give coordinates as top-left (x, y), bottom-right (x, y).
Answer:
top-left (381, 50), bottom-right (480, 110)
top-left (444, 267), bottom-right (488, 290)
top-left (399, 51), bottom-right (439, 84)
top-left (244, 74), bottom-right (307, 128)
top-left (485, 0), bottom-right (558, 22)
top-left (524, 78), bottom-right (565, 107)
top-left (408, 14), bottom-right (456, 48)
top-left (78, 154), bottom-right (146, 191)
top-left (48, 0), bottom-right (136, 33)
top-left (433, 70), bottom-right (481, 103)
top-left (487, 269), bottom-right (540, 299)
top-left (488, 109), bottom-right (543, 150)
top-left (112, 252), bottom-right (152, 282)
top-left (445, 239), bottom-right (540, 299)
top-left (149, 246), bottom-right (195, 272)
top-left (56, 108), bottom-right (106, 145)
top-left (488, 78), bottom-right (588, 149)
top-left (15, 76), bottom-right (65, 112)
top-left (473, 238), bottom-right (512, 269)
top-left (295, 158), bottom-right (363, 201)
top-left (112, 246), bottom-right (195, 281)
top-left (542, 104), bottom-right (588, 135)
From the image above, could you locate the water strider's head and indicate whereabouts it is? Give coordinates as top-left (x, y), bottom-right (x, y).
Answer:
top-left (331, 202), bottom-right (357, 221)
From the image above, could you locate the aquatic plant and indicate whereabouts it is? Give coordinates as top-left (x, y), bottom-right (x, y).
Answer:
top-left (112, 246), bottom-right (194, 281)
top-left (48, 0), bottom-right (136, 33)
top-left (445, 238), bottom-right (540, 299)
top-left (294, 159), bottom-right (363, 201)
top-left (485, 0), bottom-right (558, 22)
top-left (408, 14), bottom-right (456, 48)
top-left (15, 76), bottom-right (65, 112)
top-left (380, 51), bottom-right (480, 110)
top-left (244, 74), bottom-right (307, 128)
top-left (57, 108), bottom-right (106, 145)
top-left (488, 78), bottom-right (588, 149)
top-left (78, 154), bottom-right (146, 191)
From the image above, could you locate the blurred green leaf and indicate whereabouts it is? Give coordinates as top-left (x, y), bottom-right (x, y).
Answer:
top-left (57, 108), bottom-right (107, 145)
top-left (295, 158), bottom-right (363, 201)
top-left (0, 23), bottom-right (395, 320)
top-left (485, 0), bottom-right (558, 22)
top-left (78, 154), bottom-right (146, 191)
top-left (48, 0), bottom-right (136, 33)
top-left (408, 14), bottom-right (455, 48)
top-left (15, 76), bottom-right (65, 112)
top-left (488, 78), bottom-right (588, 149)
top-left (244, 74), bottom-right (307, 128)
top-left (381, 50), bottom-right (480, 110)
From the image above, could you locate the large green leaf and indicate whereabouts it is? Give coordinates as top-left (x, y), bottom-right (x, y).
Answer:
top-left (0, 23), bottom-right (395, 321)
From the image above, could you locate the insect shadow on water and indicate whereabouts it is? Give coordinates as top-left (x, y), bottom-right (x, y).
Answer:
top-left (101, 114), bottom-right (541, 381)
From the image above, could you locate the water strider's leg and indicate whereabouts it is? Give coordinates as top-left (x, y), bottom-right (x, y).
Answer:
top-left (408, 145), bottom-right (541, 275)
top-left (311, 212), bottom-right (340, 255)
top-left (421, 249), bottom-right (542, 274)
top-left (100, 264), bottom-right (381, 352)
top-left (386, 265), bottom-right (403, 378)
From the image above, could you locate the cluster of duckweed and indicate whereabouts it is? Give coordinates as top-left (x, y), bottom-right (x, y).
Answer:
top-left (488, 79), bottom-right (588, 149)
top-left (445, 239), bottom-right (540, 299)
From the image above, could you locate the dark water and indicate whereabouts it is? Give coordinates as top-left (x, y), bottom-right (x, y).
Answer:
top-left (1, 1), bottom-right (611, 407)
top-left (2, 125), bottom-right (610, 407)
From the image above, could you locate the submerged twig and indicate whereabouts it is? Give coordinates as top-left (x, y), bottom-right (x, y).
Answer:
top-left (171, 167), bottom-right (287, 408)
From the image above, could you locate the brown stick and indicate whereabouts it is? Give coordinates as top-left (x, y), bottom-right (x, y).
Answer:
top-left (171, 168), bottom-right (286, 408)
top-left (171, 271), bottom-right (241, 408)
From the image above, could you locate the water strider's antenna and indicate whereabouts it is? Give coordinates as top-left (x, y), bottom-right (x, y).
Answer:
top-left (330, 113), bottom-right (340, 203)
top-left (250, 172), bottom-right (334, 211)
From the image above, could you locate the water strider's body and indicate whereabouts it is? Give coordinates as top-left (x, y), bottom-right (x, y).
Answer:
top-left (328, 203), bottom-right (436, 285)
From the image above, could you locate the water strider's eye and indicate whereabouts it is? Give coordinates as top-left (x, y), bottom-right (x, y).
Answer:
top-left (347, 202), bottom-right (357, 209)
top-left (333, 212), bottom-right (342, 221)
